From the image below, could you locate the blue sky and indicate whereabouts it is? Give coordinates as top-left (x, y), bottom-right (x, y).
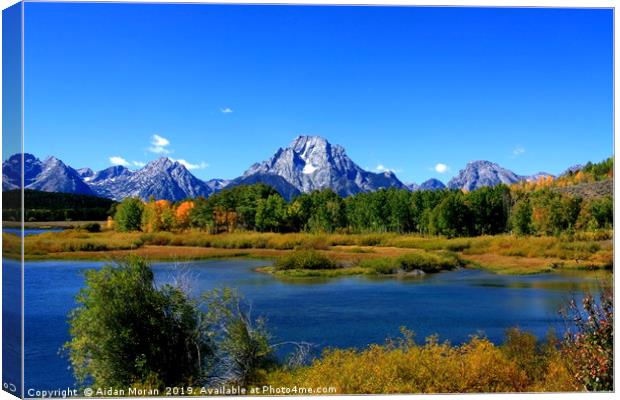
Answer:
top-left (21, 3), bottom-right (613, 183)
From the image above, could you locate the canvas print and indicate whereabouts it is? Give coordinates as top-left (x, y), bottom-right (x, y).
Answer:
top-left (1, 1), bottom-right (614, 397)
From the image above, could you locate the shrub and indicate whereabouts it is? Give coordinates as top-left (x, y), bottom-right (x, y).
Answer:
top-left (80, 222), bottom-right (101, 233)
top-left (359, 251), bottom-right (459, 274)
top-left (203, 288), bottom-right (276, 386)
top-left (64, 256), bottom-right (212, 389)
top-left (561, 287), bottom-right (613, 391)
top-left (397, 251), bottom-right (459, 272)
top-left (267, 330), bottom-right (576, 394)
top-left (64, 258), bottom-right (276, 390)
top-left (274, 249), bottom-right (337, 270)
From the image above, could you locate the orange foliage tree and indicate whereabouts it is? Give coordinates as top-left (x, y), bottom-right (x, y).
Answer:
top-left (175, 201), bottom-right (195, 229)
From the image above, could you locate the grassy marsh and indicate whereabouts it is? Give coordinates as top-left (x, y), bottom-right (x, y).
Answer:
top-left (3, 229), bottom-right (612, 275)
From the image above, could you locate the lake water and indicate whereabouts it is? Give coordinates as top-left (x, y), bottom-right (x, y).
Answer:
top-left (2, 258), bottom-right (608, 392)
top-left (3, 228), bottom-right (65, 236)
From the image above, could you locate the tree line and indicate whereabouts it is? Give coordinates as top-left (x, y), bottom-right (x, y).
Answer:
top-left (114, 182), bottom-right (612, 237)
top-left (2, 189), bottom-right (116, 222)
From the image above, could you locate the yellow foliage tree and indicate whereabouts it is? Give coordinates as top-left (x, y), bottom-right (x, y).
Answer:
top-left (142, 199), bottom-right (175, 232)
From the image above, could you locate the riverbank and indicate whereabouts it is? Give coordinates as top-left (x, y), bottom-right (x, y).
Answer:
top-left (3, 220), bottom-right (107, 229)
top-left (2, 229), bottom-right (612, 275)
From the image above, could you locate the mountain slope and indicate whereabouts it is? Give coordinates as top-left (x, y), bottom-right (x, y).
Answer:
top-left (86, 165), bottom-right (134, 199)
top-left (447, 160), bottom-right (522, 191)
top-left (205, 178), bottom-right (231, 193)
top-left (109, 158), bottom-right (212, 201)
top-left (419, 178), bottom-right (446, 191)
top-left (3, 153), bottom-right (95, 195)
top-left (240, 135), bottom-right (407, 197)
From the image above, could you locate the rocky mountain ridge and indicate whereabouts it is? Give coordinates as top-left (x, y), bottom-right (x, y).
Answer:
top-left (1, 137), bottom-right (573, 201)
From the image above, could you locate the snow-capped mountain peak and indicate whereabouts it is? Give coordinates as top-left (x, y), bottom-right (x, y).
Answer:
top-left (447, 160), bottom-right (522, 191)
top-left (238, 135), bottom-right (406, 197)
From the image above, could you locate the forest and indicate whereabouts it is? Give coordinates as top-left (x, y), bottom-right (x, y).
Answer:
top-left (114, 157), bottom-right (613, 237)
top-left (2, 189), bottom-right (116, 222)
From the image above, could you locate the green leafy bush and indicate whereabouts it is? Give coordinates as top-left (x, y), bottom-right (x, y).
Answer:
top-left (274, 249), bottom-right (337, 270)
top-left (359, 251), bottom-right (459, 274)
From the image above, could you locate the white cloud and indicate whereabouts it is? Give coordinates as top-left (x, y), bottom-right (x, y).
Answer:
top-left (373, 164), bottom-right (401, 174)
top-left (434, 163), bottom-right (449, 173)
top-left (170, 157), bottom-right (209, 170)
top-left (149, 134), bottom-right (171, 154)
top-left (109, 156), bottom-right (130, 167)
top-left (220, 107), bottom-right (233, 114)
top-left (110, 157), bottom-right (146, 169)
top-left (512, 145), bottom-right (525, 157)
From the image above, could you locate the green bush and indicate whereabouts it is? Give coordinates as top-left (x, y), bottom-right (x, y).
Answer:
top-left (274, 249), bottom-right (337, 270)
top-left (359, 251), bottom-right (459, 274)
top-left (64, 256), bottom-right (212, 389)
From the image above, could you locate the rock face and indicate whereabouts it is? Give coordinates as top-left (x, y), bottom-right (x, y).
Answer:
top-left (2, 153), bottom-right (95, 195)
top-left (86, 166), bottom-right (134, 199)
top-left (106, 158), bottom-right (212, 201)
top-left (3, 154), bottom-right (212, 201)
top-left (419, 178), bottom-right (446, 191)
top-left (447, 160), bottom-right (522, 191)
top-left (239, 135), bottom-right (407, 197)
top-left (205, 178), bottom-right (230, 193)
top-left (3, 147), bottom-right (586, 202)
top-left (77, 168), bottom-right (94, 180)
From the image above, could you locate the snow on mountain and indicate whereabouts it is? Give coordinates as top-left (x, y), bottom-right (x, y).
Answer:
top-left (106, 157), bottom-right (212, 201)
top-left (239, 135), bottom-right (407, 197)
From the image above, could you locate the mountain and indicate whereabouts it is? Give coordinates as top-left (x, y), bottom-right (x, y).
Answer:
top-left (4, 154), bottom-right (213, 202)
top-left (406, 182), bottom-right (420, 191)
top-left (447, 160), bottom-right (522, 191)
top-left (419, 178), bottom-right (447, 191)
top-left (77, 168), bottom-right (94, 180)
top-left (105, 157), bottom-right (212, 201)
top-left (86, 165), bottom-right (134, 199)
top-left (90, 165), bottom-right (133, 184)
top-left (2, 153), bottom-right (95, 195)
top-left (239, 135), bottom-right (407, 198)
top-left (205, 178), bottom-right (230, 193)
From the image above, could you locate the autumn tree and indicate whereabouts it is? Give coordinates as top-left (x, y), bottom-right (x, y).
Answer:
top-left (142, 199), bottom-right (175, 232)
top-left (175, 201), bottom-right (195, 229)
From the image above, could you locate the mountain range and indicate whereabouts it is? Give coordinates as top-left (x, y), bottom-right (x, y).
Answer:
top-left (2, 135), bottom-right (558, 201)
